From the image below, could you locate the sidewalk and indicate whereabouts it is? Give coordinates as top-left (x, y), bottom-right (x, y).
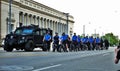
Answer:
top-left (0, 47), bottom-right (3, 50)
top-left (108, 47), bottom-right (116, 52)
top-left (0, 46), bottom-right (116, 52)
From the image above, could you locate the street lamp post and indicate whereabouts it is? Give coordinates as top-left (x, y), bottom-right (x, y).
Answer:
top-left (83, 22), bottom-right (91, 37)
top-left (66, 13), bottom-right (69, 34)
top-left (83, 25), bottom-right (85, 37)
top-left (94, 29), bottom-right (96, 38)
top-left (8, 0), bottom-right (12, 33)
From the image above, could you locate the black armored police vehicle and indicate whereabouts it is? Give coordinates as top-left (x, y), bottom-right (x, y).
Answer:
top-left (3, 24), bottom-right (52, 52)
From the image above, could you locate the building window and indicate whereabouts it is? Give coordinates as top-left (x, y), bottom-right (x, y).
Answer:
top-left (37, 6), bottom-right (40, 9)
top-left (20, 0), bottom-right (23, 3)
top-left (41, 8), bottom-right (43, 10)
top-left (29, 3), bottom-right (32, 6)
top-left (34, 5), bottom-right (36, 7)
top-left (25, 1), bottom-right (28, 4)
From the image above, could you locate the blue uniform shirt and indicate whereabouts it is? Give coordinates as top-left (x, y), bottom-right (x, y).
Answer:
top-left (53, 35), bottom-right (59, 43)
top-left (81, 37), bottom-right (85, 43)
top-left (61, 35), bottom-right (68, 41)
top-left (84, 37), bottom-right (88, 43)
top-left (72, 35), bottom-right (77, 41)
top-left (77, 37), bottom-right (81, 43)
top-left (44, 34), bottom-right (51, 41)
top-left (96, 38), bottom-right (100, 43)
top-left (88, 37), bottom-right (94, 43)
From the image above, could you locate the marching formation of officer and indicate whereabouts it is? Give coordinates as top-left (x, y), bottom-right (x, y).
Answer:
top-left (51, 32), bottom-right (109, 52)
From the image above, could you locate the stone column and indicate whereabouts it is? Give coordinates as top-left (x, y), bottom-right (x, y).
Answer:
top-left (27, 14), bottom-right (30, 25)
top-left (40, 18), bottom-right (43, 28)
top-left (53, 22), bottom-right (56, 35)
top-left (55, 22), bottom-right (57, 32)
top-left (64, 24), bottom-right (66, 33)
top-left (60, 23), bottom-right (62, 35)
top-left (19, 12), bottom-right (22, 24)
top-left (57, 22), bottom-right (60, 34)
top-left (24, 13), bottom-right (27, 26)
top-left (39, 17), bottom-right (41, 28)
top-left (31, 15), bottom-right (34, 24)
top-left (57, 23), bottom-right (59, 33)
top-left (41, 18), bottom-right (44, 28)
top-left (43, 19), bottom-right (45, 28)
top-left (29, 14), bottom-right (32, 25)
top-left (35, 16), bottom-right (38, 25)
top-left (34, 16), bottom-right (36, 25)
top-left (33, 15), bottom-right (35, 25)
top-left (22, 13), bottom-right (24, 25)
top-left (24, 13), bottom-right (28, 26)
top-left (63, 24), bottom-right (64, 33)
top-left (48, 20), bottom-right (50, 28)
top-left (46, 19), bottom-right (48, 28)
top-left (50, 20), bottom-right (52, 29)
top-left (47, 20), bottom-right (50, 28)
top-left (44, 19), bottom-right (46, 28)
top-left (37, 17), bottom-right (40, 27)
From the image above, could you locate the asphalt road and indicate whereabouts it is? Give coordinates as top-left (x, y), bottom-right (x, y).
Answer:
top-left (0, 47), bottom-right (120, 71)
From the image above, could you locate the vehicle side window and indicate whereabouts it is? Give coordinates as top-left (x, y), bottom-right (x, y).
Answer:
top-left (34, 30), bottom-right (40, 35)
top-left (40, 29), bottom-right (47, 36)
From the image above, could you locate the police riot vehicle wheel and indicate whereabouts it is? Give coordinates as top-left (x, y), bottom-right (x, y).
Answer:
top-left (24, 40), bottom-right (34, 51)
top-left (4, 45), bottom-right (13, 52)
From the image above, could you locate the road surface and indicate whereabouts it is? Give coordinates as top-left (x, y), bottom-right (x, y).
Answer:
top-left (0, 47), bottom-right (120, 71)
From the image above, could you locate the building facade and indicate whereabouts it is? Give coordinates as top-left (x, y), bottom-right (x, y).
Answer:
top-left (0, 0), bottom-right (74, 40)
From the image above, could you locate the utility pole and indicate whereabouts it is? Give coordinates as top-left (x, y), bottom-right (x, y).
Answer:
top-left (9, 0), bottom-right (12, 33)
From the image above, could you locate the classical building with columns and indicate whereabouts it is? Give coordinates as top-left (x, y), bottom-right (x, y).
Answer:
top-left (0, 0), bottom-right (74, 41)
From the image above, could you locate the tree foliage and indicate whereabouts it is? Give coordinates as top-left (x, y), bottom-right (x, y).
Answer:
top-left (102, 33), bottom-right (119, 46)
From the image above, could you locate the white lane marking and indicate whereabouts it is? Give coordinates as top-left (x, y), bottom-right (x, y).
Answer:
top-left (103, 53), bottom-right (110, 56)
top-left (32, 64), bottom-right (62, 71)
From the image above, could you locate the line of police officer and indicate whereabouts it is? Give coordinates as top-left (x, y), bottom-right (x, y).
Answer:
top-left (43, 32), bottom-right (109, 52)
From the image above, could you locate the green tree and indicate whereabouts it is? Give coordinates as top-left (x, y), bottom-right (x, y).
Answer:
top-left (102, 33), bottom-right (119, 46)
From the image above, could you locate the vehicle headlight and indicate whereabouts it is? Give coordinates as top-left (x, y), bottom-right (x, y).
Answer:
top-left (22, 37), bottom-right (25, 40)
top-left (10, 36), bottom-right (13, 39)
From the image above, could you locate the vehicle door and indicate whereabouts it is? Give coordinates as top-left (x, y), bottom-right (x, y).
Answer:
top-left (39, 29), bottom-right (47, 44)
top-left (33, 29), bottom-right (41, 46)
top-left (33, 29), bottom-right (47, 46)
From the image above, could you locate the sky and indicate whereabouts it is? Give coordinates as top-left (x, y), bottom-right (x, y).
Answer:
top-left (34, 0), bottom-right (120, 38)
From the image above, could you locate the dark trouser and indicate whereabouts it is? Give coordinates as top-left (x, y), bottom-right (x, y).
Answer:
top-left (44, 40), bottom-right (51, 51)
top-left (62, 40), bottom-right (68, 52)
top-left (53, 42), bottom-right (59, 52)
top-left (72, 41), bottom-right (78, 47)
top-left (117, 49), bottom-right (120, 60)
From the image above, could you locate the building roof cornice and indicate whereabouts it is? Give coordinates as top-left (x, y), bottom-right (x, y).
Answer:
top-left (1, 0), bottom-right (74, 23)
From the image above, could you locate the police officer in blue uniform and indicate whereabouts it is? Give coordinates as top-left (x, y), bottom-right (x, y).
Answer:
top-left (43, 32), bottom-right (51, 51)
top-left (53, 32), bottom-right (59, 52)
top-left (72, 33), bottom-right (78, 50)
top-left (60, 32), bottom-right (68, 52)
top-left (88, 36), bottom-right (94, 50)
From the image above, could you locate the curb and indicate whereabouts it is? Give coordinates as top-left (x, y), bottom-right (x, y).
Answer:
top-left (0, 47), bottom-right (3, 50)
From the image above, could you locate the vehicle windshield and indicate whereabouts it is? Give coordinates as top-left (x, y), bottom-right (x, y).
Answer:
top-left (14, 28), bottom-right (33, 35)
top-left (40, 29), bottom-right (47, 36)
